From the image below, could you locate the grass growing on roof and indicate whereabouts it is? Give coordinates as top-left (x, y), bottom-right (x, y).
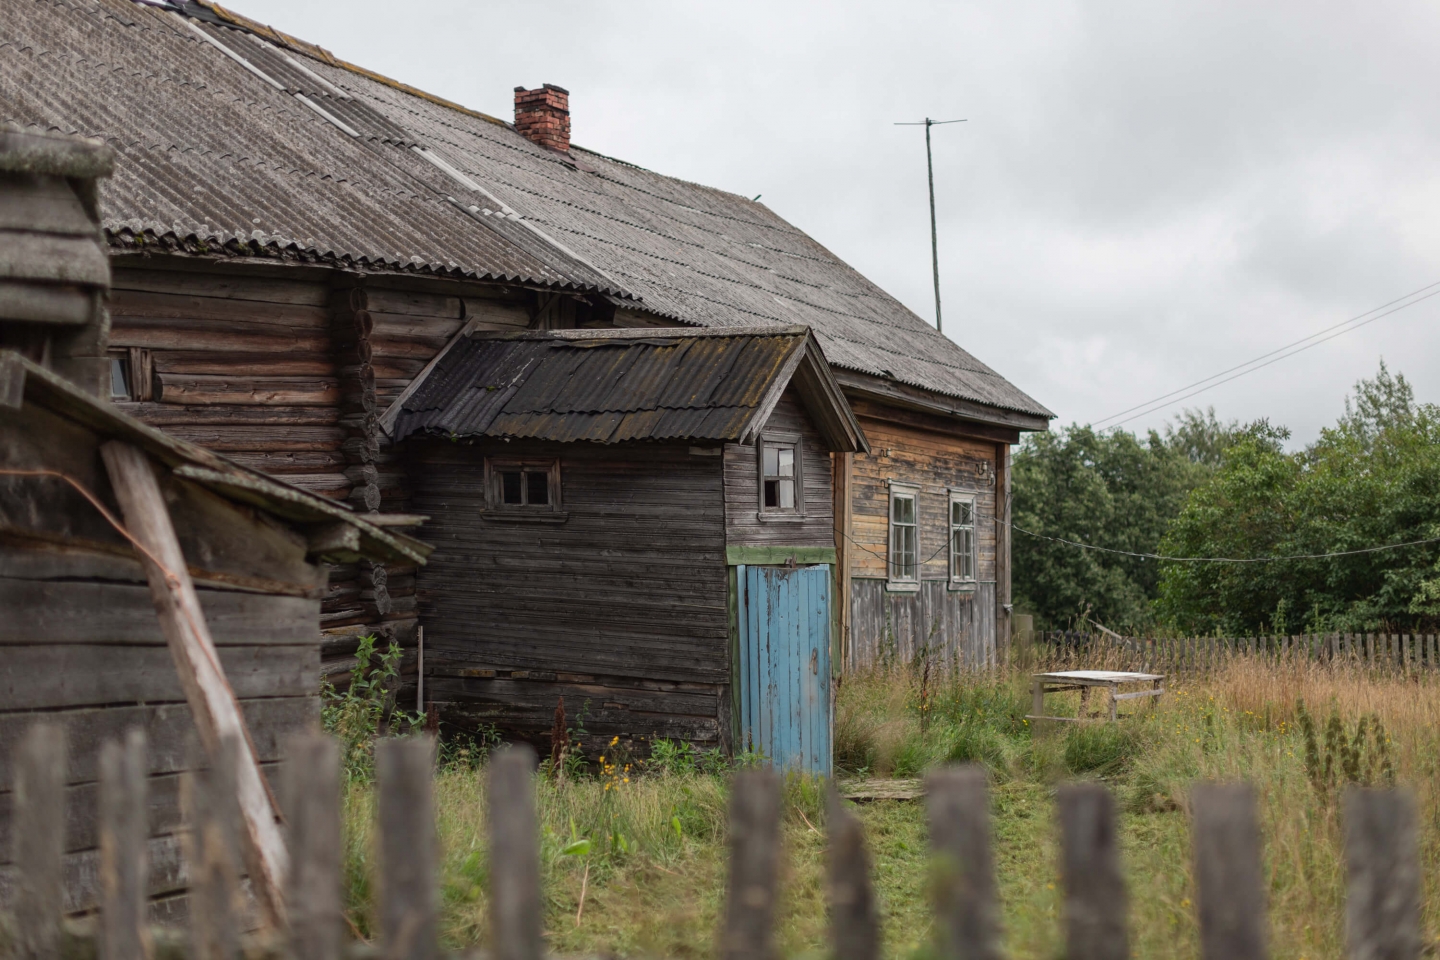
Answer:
top-left (338, 657), bottom-right (1440, 958)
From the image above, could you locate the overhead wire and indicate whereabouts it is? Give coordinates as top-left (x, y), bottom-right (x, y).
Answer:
top-left (1093, 280), bottom-right (1440, 428)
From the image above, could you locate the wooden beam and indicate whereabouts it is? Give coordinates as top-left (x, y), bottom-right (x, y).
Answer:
top-left (99, 440), bottom-right (288, 929)
top-left (848, 398), bottom-right (1022, 445)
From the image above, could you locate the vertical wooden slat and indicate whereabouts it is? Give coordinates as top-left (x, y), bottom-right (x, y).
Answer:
top-left (378, 736), bottom-right (437, 960)
top-left (185, 736), bottom-right (241, 960)
top-left (490, 745), bottom-right (542, 960)
top-left (99, 729), bottom-right (149, 960)
top-left (14, 722), bottom-right (67, 960)
top-left (828, 789), bottom-right (879, 960)
top-left (721, 769), bottom-right (782, 960)
top-left (1191, 783), bottom-right (1267, 960)
top-left (1344, 788), bottom-right (1421, 960)
top-left (928, 767), bottom-right (1001, 960)
top-left (285, 734), bottom-right (343, 960)
top-left (1058, 783), bottom-right (1127, 960)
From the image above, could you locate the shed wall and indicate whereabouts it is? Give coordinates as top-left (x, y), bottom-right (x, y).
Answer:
top-left (407, 439), bottom-right (730, 750)
top-left (722, 389), bottom-right (835, 550)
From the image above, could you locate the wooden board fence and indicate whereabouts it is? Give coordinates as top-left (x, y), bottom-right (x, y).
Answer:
top-left (1036, 631), bottom-right (1440, 678)
top-left (0, 721), bottom-right (1428, 959)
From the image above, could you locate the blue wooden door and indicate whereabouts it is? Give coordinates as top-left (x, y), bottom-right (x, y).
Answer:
top-left (737, 564), bottom-right (832, 775)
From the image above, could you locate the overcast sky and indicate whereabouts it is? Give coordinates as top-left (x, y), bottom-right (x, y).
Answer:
top-left (229, 0), bottom-right (1440, 444)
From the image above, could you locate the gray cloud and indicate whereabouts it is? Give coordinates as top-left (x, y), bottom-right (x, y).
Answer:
top-left (229, 0), bottom-right (1440, 442)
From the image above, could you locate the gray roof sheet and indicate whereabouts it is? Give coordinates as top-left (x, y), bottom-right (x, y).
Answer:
top-left (2, 0), bottom-right (1051, 420)
top-left (390, 328), bottom-right (808, 444)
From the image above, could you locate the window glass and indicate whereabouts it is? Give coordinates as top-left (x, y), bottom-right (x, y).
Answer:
top-left (501, 471), bottom-right (523, 505)
top-left (950, 496), bottom-right (976, 581)
top-left (890, 491), bottom-right (918, 581)
top-left (525, 470), bottom-right (549, 505)
top-left (109, 358), bottom-right (130, 400)
top-left (760, 440), bottom-right (800, 512)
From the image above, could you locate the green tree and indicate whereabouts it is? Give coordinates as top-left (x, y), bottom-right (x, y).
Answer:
top-left (1157, 363), bottom-right (1440, 634)
top-left (1012, 413), bottom-right (1235, 631)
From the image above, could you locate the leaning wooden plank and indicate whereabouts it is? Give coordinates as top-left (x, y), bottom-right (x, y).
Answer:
top-left (13, 722), bottom-right (66, 960)
top-left (99, 730), bottom-right (149, 960)
top-left (1191, 783), bottom-right (1267, 960)
top-left (99, 440), bottom-right (287, 929)
top-left (927, 766), bottom-right (1001, 960)
top-left (721, 769), bottom-right (782, 960)
top-left (1058, 783), bottom-right (1127, 960)
top-left (1344, 788), bottom-right (1421, 960)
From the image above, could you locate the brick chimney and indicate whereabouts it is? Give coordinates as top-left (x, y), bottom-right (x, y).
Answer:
top-left (513, 84), bottom-right (570, 153)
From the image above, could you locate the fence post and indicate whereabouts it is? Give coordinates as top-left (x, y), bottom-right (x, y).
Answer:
top-left (1058, 783), bottom-right (1127, 960)
top-left (928, 767), bottom-right (1001, 960)
top-left (827, 789), bottom-right (879, 960)
top-left (490, 745), bottom-right (542, 960)
top-left (14, 722), bottom-right (67, 960)
top-left (1344, 788), bottom-right (1421, 960)
top-left (184, 736), bottom-right (242, 960)
top-left (721, 769), bottom-right (782, 960)
top-left (284, 734), bottom-right (343, 960)
top-left (378, 736), bottom-right (438, 960)
top-left (1191, 783), bottom-right (1267, 960)
top-left (99, 729), bottom-right (150, 960)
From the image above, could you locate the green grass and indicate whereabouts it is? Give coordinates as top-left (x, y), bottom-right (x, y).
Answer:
top-left (339, 660), bottom-right (1440, 958)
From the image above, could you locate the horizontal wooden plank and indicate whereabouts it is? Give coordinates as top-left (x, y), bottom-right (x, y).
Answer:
top-left (0, 644), bottom-right (318, 710)
top-left (0, 830), bottom-right (187, 914)
top-left (726, 545), bottom-right (836, 565)
top-left (0, 697), bottom-right (315, 791)
top-left (0, 579), bottom-right (319, 645)
top-left (110, 322), bottom-right (329, 354)
top-left (152, 352), bottom-right (336, 378)
top-left (113, 402), bottom-right (342, 427)
top-left (143, 424), bottom-right (347, 452)
top-left (155, 373), bottom-right (341, 406)
top-left (111, 268), bottom-right (329, 307)
top-left (110, 289), bottom-right (329, 328)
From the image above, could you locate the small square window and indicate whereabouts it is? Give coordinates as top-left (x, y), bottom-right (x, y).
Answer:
top-left (487, 459), bottom-right (561, 513)
top-left (758, 434), bottom-right (803, 516)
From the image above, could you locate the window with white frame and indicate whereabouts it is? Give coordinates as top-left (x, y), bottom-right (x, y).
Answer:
top-left (758, 434), bottom-right (803, 515)
top-left (949, 493), bottom-right (976, 584)
top-left (888, 484), bottom-right (919, 584)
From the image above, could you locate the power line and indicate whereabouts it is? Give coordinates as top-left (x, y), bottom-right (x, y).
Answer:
top-left (1093, 280), bottom-right (1440, 428)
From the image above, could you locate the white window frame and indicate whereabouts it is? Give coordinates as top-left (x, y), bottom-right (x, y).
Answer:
top-left (887, 481), bottom-right (920, 591)
top-left (756, 431), bottom-right (805, 520)
top-left (948, 490), bottom-right (977, 588)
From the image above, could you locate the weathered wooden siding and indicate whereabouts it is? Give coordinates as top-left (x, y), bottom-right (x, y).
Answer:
top-left (723, 389), bottom-right (835, 549)
top-left (408, 439), bottom-right (731, 750)
top-left (845, 415), bottom-right (1000, 669)
top-left (0, 549), bottom-right (319, 919)
top-left (848, 580), bottom-right (997, 671)
top-left (107, 261), bottom-right (536, 680)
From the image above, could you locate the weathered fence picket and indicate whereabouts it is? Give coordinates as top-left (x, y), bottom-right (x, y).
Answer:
top-left (5, 721), bottom-right (1438, 959)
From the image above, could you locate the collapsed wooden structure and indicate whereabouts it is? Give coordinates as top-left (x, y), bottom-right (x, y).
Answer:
top-left (0, 126), bottom-right (429, 917)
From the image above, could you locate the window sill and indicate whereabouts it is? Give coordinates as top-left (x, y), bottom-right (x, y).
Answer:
top-left (947, 580), bottom-right (978, 593)
top-left (480, 511), bottom-right (570, 524)
top-left (754, 512), bottom-right (806, 523)
top-left (885, 580), bottom-right (921, 594)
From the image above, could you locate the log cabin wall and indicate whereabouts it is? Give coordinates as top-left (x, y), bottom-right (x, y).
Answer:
top-left (405, 438), bottom-right (731, 753)
top-left (106, 259), bottom-right (537, 683)
top-left (844, 413), bottom-right (1002, 671)
top-left (722, 389), bottom-right (835, 550)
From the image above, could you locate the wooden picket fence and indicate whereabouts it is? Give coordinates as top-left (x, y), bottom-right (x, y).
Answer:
top-left (1037, 630), bottom-right (1440, 677)
top-left (2, 722), bottom-right (1427, 960)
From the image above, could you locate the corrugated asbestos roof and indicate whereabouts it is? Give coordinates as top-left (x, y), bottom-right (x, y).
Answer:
top-left (1, 0), bottom-right (1052, 420)
top-left (392, 328), bottom-right (830, 446)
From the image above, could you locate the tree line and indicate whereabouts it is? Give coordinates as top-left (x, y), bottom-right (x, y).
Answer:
top-left (1012, 363), bottom-right (1440, 636)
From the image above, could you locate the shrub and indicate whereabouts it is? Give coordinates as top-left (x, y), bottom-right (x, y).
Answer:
top-left (321, 634), bottom-right (421, 782)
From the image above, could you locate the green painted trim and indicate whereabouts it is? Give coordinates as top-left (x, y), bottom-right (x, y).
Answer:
top-left (725, 545), bottom-right (837, 566)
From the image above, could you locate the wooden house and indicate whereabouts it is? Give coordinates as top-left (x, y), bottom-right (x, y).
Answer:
top-left (2, 0), bottom-right (1053, 762)
top-left (386, 325), bottom-right (865, 768)
top-left (0, 126), bottom-right (429, 917)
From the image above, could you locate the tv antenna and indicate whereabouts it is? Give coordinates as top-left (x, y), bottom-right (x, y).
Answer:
top-left (895, 118), bottom-right (966, 333)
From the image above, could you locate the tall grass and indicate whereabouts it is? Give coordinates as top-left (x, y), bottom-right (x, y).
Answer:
top-left (339, 656), bottom-right (1440, 958)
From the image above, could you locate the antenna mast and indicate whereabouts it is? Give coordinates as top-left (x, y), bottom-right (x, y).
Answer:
top-left (895, 118), bottom-right (966, 333)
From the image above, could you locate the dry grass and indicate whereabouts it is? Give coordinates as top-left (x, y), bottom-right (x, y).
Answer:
top-left (338, 656), bottom-right (1440, 958)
